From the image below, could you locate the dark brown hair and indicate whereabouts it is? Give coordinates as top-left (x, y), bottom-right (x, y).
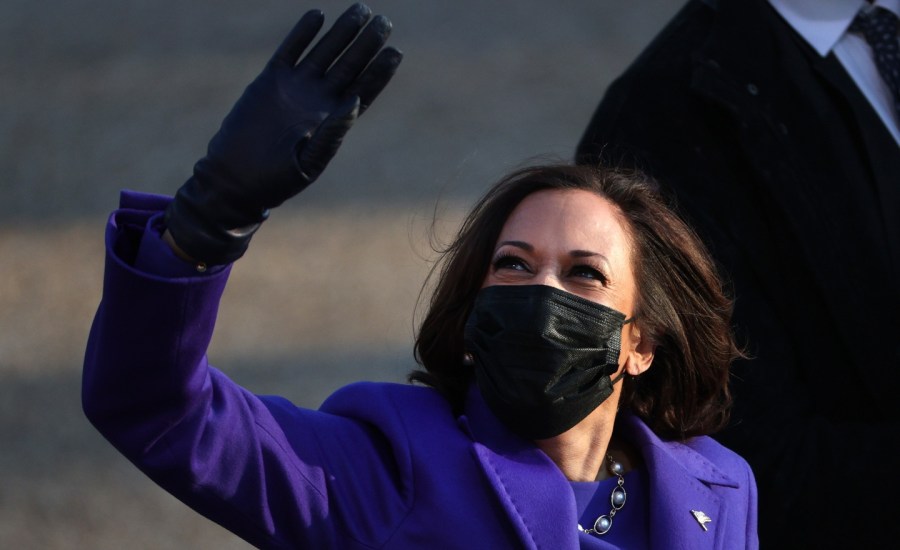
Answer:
top-left (411, 163), bottom-right (740, 440)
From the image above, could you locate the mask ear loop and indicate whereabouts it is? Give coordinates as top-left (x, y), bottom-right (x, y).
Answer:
top-left (612, 314), bottom-right (638, 385)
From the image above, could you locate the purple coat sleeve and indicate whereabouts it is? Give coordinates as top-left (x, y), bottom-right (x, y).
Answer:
top-left (82, 192), bottom-right (410, 549)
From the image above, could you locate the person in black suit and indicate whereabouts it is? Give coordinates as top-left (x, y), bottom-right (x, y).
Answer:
top-left (576, 0), bottom-right (899, 546)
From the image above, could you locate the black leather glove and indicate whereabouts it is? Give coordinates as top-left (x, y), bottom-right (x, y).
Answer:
top-left (165, 3), bottom-right (402, 265)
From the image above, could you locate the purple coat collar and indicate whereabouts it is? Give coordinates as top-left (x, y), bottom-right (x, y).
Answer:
top-left (459, 386), bottom-right (742, 549)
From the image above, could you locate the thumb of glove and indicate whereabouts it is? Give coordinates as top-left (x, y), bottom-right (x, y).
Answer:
top-left (296, 95), bottom-right (361, 184)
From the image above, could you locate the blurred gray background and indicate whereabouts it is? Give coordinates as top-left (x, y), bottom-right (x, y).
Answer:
top-left (0, 0), bottom-right (683, 547)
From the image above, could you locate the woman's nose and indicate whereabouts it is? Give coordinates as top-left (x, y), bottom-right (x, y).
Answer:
top-left (532, 270), bottom-right (564, 290)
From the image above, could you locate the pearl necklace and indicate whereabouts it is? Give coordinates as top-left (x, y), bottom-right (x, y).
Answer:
top-left (577, 454), bottom-right (626, 536)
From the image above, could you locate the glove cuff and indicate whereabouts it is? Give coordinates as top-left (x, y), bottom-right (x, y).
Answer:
top-left (164, 176), bottom-right (268, 265)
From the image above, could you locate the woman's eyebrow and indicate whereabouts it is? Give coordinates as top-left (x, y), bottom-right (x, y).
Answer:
top-left (497, 242), bottom-right (611, 267)
top-left (496, 240), bottom-right (533, 252)
top-left (570, 250), bottom-right (612, 270)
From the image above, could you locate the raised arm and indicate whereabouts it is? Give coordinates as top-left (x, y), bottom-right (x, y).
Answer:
top-left (83, 5), bottom-right (406, 547)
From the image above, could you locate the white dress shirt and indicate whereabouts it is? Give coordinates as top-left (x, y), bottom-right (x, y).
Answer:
top-left (768, 0), bottom-right (900, 145)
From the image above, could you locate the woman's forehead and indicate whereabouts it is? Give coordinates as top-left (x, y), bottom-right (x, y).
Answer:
top-left (500, 189), bottom-right (631, 250)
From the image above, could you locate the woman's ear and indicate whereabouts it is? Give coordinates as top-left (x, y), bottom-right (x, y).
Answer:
top-left (625, 323), bottom-right (655, 376)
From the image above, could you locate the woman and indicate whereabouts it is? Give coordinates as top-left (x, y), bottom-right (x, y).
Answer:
top-left (83, 4), bottom-right (757, 549)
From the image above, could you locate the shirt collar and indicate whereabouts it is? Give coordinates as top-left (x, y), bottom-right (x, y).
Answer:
top-left (768, 0), bottom-right (867, 56)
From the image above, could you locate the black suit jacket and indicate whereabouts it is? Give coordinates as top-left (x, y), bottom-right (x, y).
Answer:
top-left (577, 0), bottom-right (900, 546)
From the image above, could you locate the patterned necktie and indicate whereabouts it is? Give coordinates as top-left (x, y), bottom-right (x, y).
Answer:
top-left (850, 6), bottom-right (900, 118)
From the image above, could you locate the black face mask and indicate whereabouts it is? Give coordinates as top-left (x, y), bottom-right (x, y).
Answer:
top-left (464, 284), bottom-right (632, 440)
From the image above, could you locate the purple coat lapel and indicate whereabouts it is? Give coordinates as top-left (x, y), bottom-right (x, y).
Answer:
top-left (617, 414), bottom-right (739, 549)
top-left (460, 387), bottom-right (746, 549)
top-left (460, 386), bottom-right (581, 550)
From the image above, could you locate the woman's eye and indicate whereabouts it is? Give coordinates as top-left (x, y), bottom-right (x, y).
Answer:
top-left (570, 265), bottom-right (606, 282)
top-left (493, 255), bottom-right (528, 272)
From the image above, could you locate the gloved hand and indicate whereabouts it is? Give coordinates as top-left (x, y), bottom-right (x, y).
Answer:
top-left (164, 3), bottom-right (402, 265)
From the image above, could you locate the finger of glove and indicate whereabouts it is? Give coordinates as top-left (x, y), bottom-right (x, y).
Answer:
top-left (347, 47), bottom-right (403, 114)
top-left (324, 14), bottom-right (392, 93)
top-left (296, 96), bottom-right (360, 182)
top-left (270, 9), bottom-right (325, 67)
top-left (298, 3), bottom-right (371, 75)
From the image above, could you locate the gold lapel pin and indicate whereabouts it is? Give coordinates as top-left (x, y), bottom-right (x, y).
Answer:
top-left (691, 510), bottom-right (712, 532)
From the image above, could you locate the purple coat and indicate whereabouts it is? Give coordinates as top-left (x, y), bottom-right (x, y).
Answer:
top-left (82, 192), bottom-right (758, 549)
